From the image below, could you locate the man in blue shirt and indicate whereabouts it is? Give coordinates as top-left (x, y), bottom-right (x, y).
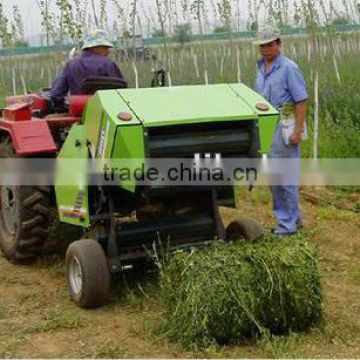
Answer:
top-left (254, 26), bottom-right (308, 235)
top-left (51, 29), bottom-right (125, 100)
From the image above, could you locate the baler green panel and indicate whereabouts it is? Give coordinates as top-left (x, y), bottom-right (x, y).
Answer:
top-left (258, 115), bottom-right (278, 154)
top-left (83, 93), bottom-right (103, 156)
top-left (112, 125), bottom-right (145, 192)
top-left (117, 84), bottom-right (259, 127)
top-left (229, 83), bottom-right (278, 116)
top-left (84, 90), bottom-right (141, 158)
top-left (55, 125), bottom-right (90, 228)
top-left (229, 83), bottom-right (279, 154)
top-left (96, 111), bottom-right (118, 159)
top-left (112, 125), bottom-right (145, 159)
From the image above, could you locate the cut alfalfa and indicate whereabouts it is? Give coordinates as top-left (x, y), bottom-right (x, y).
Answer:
top-left (160, 234), bottom-right (323, 348)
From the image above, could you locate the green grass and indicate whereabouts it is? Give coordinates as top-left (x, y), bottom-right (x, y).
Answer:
top-left (348, 265), bottom-right (360, 284)
top-left (260, 332), bottom-right (306, 358)
top-left (33, 307), bottom-right (86, 333)
top-left (316, 206), bottom-right (355, 220)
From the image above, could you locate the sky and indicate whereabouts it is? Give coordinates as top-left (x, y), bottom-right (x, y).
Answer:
top-left (2, 0), bottom-right (40, 36)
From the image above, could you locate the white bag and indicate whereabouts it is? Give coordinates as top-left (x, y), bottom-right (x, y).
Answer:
top-left (279, 106), bottom-right (308, 146)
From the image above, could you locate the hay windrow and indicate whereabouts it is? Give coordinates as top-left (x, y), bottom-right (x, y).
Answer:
top-left (160, 235), bottom-right (323, 348)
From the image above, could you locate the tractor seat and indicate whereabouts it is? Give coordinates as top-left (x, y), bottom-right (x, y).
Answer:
top-left (81, 76), bottom-right (128, 95)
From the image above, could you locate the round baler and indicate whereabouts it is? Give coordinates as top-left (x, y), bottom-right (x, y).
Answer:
top-left (0, 80), bottom-right (302, 313)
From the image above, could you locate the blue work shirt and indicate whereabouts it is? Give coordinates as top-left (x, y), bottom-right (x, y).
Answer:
top-left (255, 53), bottom-right (308, 109)
top-left (51, 50), bottom-right (124, 98)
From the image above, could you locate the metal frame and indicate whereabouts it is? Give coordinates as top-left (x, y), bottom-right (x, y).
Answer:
top-left (91, 186), bottom-right (225, 274)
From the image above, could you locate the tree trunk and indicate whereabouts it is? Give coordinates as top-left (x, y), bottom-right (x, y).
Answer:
top-left (91, 0), bottom-right (99, 27)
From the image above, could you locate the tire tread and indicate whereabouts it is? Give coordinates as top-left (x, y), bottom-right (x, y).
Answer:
top-left (0, 135), bottom-right (51, 263)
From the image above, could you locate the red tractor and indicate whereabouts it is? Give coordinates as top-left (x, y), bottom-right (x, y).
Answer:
top-left (0, 90), bottom-right (92, 262)
top-left (0, 75), bottom-right (158, 264)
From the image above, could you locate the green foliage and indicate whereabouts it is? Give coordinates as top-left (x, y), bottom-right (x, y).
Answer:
top-left (269, 0), bottom-right (292, 29)
top-left (0, 3), bottom-right (11, 48)
top-left (160, 235), bottom-right (323, 348)
top-left (37, 0), bottom-right (55, 46)
top-left (0, 3), bottom-right (28, 48)
top-left (332, 15), bottom-right (350, 26)
top-left (217, 0), bottom-right (232, 32)
top-left (56, 0), bottom-right (82, 44)
top-left (99, 0), bottom-right (108, 29)
top-left (11, 40), bottom-right (29, 48)
top-left (190, 0), bottom-right (205, 35)
top-left (299, 0), bottom-right (319, 33)
top-left (213, 25), bottom-right (231, 34)
top-left (249, 21), bottom-right (258, 32)
top-left (11, 5), bottom-right (26, 46)
top-left (152, 28), bottom-right (166, 38)
top-left (173, 23), bottom-right (192, 45)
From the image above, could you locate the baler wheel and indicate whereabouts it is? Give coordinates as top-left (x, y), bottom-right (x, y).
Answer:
top-left (66, 239), bottom-right (110, 308)
top-left (0, 135), bottom-right (51, 263)
top-left (225, 217), bottom-right (265, 243)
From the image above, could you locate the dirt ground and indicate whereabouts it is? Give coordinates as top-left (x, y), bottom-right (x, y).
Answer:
top-left (0, 187), bottom-right (359, 358)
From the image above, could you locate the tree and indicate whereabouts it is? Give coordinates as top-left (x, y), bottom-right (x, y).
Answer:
top-left (217, 0), bottom-right (232, 33)
top-left (11, 5), bottom-right (26, 46)
top-left (299, 0), bottom-right (319, 33)
top-left (293, 0), bottom-right (302, 26)
top-left (90, 0), bottom-right (99, 26)
top-left (35, 0), bottom-right (55, 46)
top-left (213, 25), bottom-right (230, 33)
top-left (268, 0), bottom-right (291, 30)
top-left (152, 28), bottom-right (166, 37)
top-left (0, 3), bottom-right (11, 48)
top-left (173, 23), bottom-right (191, 45)
top-left (99, 0), bottom-right (108, 29)
top-left (250, 20), bottom-right (258, 32)
top-left (190, 0), bottom-right (205, 35)
top-left (56, 0), bottom-right (82, 45)
top-left (332, 15), bottom-right (350, 25)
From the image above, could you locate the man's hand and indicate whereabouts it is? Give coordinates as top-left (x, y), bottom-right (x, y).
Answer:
top-left (290, 130), bottom-right (303, 145)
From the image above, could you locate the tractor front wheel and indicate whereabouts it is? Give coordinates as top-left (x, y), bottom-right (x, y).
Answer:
top-left (0, 135), bottom-right (51, 263)
top-left (225, 217), bottom-right (265, 243)
top-left (66, 239), bottom-right (110, 308)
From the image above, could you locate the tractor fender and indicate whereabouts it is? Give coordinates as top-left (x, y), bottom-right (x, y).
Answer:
top-left (69, 95), bottom-right (91, 118)
top-left (0, 119), bottom-right (57, 156)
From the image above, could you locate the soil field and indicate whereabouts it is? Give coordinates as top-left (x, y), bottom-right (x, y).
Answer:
top-left (0, 187), bottom-right (359, 358)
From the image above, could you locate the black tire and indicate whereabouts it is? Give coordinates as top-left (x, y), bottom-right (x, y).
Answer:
top-left (66, 239), bottom-right (110, 308)
top-left (0, 135), bottom-right (51, 263)
top-left (225, 217), bottom-right (265, 242)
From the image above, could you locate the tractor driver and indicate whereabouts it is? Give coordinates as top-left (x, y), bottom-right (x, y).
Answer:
top-left (50, 29), bottom-right (125, 110)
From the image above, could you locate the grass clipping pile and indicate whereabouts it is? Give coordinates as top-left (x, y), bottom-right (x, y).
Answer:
top-left (160, 235), bottom-right (323, 348)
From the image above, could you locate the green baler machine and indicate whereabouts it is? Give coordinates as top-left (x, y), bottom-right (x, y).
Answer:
top-left (55, 83), bottom-right (278, 308)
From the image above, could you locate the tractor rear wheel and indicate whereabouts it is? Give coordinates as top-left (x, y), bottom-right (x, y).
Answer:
top-left (0, 135), bottom-right (51, 263)
top-left (225, 217), bottom-right (265, 243)
top-left (66, 239), bottom-right (110, 308)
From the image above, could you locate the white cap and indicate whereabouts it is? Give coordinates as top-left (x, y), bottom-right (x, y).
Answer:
top-left (82, 29), bottom-right (114, 50)
top-left (253, 25), bottom-right (281, 45)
